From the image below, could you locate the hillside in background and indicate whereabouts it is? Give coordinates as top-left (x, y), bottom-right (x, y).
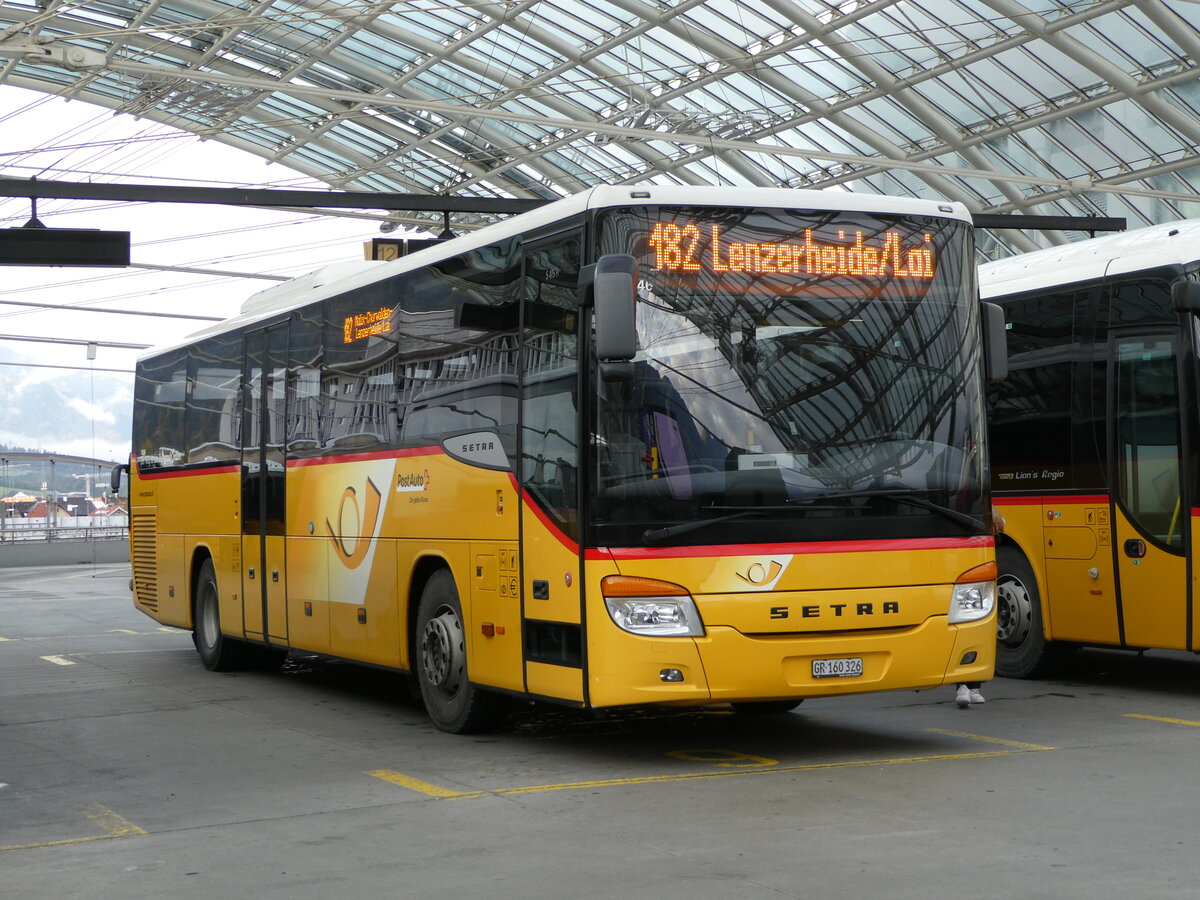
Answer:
top-left (0, 347), bottom-right (132, 466)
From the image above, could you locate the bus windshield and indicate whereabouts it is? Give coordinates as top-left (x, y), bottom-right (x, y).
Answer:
top-left (592, 205), bottom-right (985, 546)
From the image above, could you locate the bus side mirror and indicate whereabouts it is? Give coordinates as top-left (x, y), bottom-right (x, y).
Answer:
top-left (983, 302), bottom-right (1008, 383)
top-left (593, 254), bottom-right (638, 381)
top-left (1172, 280), bottom-right (1200, 312)
top-left (110, 463), bottom-right (129, 500)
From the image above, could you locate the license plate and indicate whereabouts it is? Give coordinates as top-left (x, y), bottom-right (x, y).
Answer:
top-left (812, 657), bottom-right (864, 678)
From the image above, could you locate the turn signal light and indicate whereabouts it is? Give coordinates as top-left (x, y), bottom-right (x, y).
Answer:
top-left (957, 561), bottom-right (997, 583)
top-left (600, 575), bottom-right (689, 597)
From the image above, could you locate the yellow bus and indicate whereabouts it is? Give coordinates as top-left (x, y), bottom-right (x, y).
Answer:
top-left (984, 219), bottom-right (1200, 677)
top-left (119, 186), bottom-right (1001, 732)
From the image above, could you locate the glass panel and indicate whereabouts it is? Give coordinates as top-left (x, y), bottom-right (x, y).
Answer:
top-left (1114, 336), bottom-right (1182, 550)
top-left (988, 289), bottom-right (1076, 490)
top-left (592, 205), bottom-right (984, 547)
top-left (133, 349), bottom-right (187, 469)
top-left (321, 285), bottom-right (402, 454)
top-left (242, 333), bottom-right (264, 537)
top-left (186, 334), bottom-right (241, 465)
top-left (263, 328), bottom-right (288, 536)
top-left (395, 237), bottom-right (522, 453)
top-left (521, 230), bottom-right (583, 539)
top-left (286, 305), bottom-right (323, 458)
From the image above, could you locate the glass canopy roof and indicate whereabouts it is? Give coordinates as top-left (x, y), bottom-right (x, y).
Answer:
top-left (1, 0), bottom-right (1198, 259)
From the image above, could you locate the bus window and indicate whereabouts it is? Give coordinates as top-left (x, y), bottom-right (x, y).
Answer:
top-left (186, 334), bottom-right (241, 465)
top-left (522, 230), bottom-right (581, 537)
top-left (1114, 336), bottom-right (1182, 549)
top-left (133, 348), bottom-right (187, 468)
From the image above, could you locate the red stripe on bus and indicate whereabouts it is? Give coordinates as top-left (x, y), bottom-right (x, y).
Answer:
top-left (510, 471), bottom-right (996, 559)
top-left (513, 474), bottom-right (583, 554)
top-left (287, 446), bottom-right (442, 468)
top-left (994, 494), bottom-right (1109, 506)
top-left (139, 464), bottom-right (240, 479)
top-left (600, 536), bottom-right (994, 560)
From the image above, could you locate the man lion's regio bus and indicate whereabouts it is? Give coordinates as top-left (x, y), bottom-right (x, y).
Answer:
top-left (984, 220), bottom-right (1200, 677)
top-left (119, 186), bottom-right (1002, 733)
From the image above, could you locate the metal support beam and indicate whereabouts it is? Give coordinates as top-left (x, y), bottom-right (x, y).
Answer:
top-left (0, 180), bottom-right (1129, 234)
top-left (0, 178), bottom-right (544, 214)
top-left (973, 214), bottom-right (1126, 233)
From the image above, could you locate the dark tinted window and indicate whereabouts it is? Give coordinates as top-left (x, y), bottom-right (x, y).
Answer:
top-left (186, 335), bottom-right (241, 465)
top-left (988, 289), bottom-right (1075, 490)
top-left (133, 348), bottom-right (188, 468)
top-left (322, 283), bottom-right (400, 454)
top-left (397, 237), bottom-right (521, 454)
top-left (521, 231), bottom-right (582, 537)
top-left (287, 305), bottom-right (323, 457)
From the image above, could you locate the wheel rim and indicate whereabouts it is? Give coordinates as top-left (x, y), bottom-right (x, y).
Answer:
top-left (199, 582), bottom-right (219, 650)
top-left (421, 605), bottom-right (464, 695)
top-left (996, 573), bottom-right (1033, 647)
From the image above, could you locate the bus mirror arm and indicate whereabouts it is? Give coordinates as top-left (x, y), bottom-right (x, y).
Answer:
top-left (592, 253), bottom-right (639, 382)
top-left (1172, 280), bottom-right (1200, 312)
top-left (982, 302), bottom-right (1008, 383)
top-left (110, 463), bottom-right (129, 499)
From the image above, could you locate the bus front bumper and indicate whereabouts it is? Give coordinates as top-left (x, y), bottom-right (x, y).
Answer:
top-left (586, 616), bottom-right (996, 708)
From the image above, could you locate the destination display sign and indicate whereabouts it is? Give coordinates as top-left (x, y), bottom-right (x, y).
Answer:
top-left (646, 221), bottom-right (936, 281)
top-left (343, 307), bottom-right (392, 343)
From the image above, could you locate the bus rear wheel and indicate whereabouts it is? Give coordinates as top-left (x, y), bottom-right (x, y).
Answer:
top-left (415, 570), bottom-right (506, 734)
top-left (193, 559), bottom-right (250, 671)
top-left (995, 546), bottom-right (1059, 678)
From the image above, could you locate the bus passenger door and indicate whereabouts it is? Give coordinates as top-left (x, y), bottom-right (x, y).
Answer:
top-left (1110, 332), bottom-right (1189, 651)
top-left (519, 230), bottom-right (585, 703)
top-left (241, 324), bottom-right (290, 646)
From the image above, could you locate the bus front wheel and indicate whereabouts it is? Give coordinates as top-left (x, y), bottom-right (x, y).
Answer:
top-left (193, 559), bottom-right (249, 671)
top-left (995, 546), bottom-right (1059, 678)
top-left (415, 570), bottom-right (506, 734)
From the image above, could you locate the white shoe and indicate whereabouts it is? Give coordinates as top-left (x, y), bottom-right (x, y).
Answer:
top-left (968, 689), bottom-right (985, 705)
top-left (955, 684), bottom-right (970, 708)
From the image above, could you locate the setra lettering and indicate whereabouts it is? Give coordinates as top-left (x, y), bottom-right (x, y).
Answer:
top-left (766, 602), bottom-right (900, 620)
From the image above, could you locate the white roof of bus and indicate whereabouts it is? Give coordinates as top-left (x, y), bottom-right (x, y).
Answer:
top-left (143, 185), bottom-right (970, 361)
top-left (979, 218), bottom-right (1200, 300)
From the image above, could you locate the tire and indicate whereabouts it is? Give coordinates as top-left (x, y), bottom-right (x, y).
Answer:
top-left (731, 700), bottom-right (803, 715)
top-left (192, 559), bottom-right (250, 671)
top-left (415, 569), bottom-right (506, 734)
top-left (995, 544), bottom-right (1059, 678)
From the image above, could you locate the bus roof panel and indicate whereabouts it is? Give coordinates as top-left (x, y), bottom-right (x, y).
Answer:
top-left (979, 219), bottom-right (1200, 299)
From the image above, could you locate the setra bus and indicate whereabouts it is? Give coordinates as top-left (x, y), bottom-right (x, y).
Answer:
top-left (983, 219), bottom-right (1200, 677)
top-left (118, 185), bottom-right (1003, 732)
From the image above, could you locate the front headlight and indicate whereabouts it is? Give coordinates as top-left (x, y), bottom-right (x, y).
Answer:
top-left (602, 575), bottom-right (705, 637)
top-left (949, 561), bottom-right (997, 624)
top-left (949, 580), bottom-right (996, 623)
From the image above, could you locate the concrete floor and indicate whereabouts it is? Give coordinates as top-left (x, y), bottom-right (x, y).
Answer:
top-left (2, 562), bottom-right (1198, 898)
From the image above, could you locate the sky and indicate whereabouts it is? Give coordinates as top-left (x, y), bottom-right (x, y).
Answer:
top-left (0, 85), bottom-right (405, 462)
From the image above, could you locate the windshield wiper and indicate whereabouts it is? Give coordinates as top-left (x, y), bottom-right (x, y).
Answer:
top-left (642, 509), bottom-right (763, 545)
top-left (792, 488), bottom-right (983, 532)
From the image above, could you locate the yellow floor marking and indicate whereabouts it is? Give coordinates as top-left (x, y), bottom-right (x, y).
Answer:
top-left (110, 629), bottom-right (140, 634)
top-left (83, 803), bottom-right (147, 837)
top-left (0, 804), bottom-right (146, 853)
top-left (0, 636), bottom-right (11, 641)
top-left (1124, 713), bottom-right (1200, 727)
top-left (369, 743), bottom-right (1051, 800)
top-left (366, 770), bottom-right (484, 798)
top-left (39, 655), bottom-right (75, 666)
top-left (926, 728), bottom-right (1056, 750)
